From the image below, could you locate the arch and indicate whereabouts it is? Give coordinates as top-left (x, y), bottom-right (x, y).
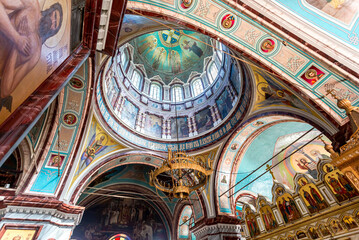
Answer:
top-left (192, 78), bottom-right (204, 97)
top-left (131, 69), bottom-right (142, 90)
top-left (207, 62), bottom-right (219, 84)
top-left (149, 82), bottom-right (162, 100)
top-left (171, 84), bottom-right (184, 102)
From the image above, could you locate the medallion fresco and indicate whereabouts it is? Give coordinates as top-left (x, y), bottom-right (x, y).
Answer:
top-left (29, 63), bottom-right (87, 194)
top-left (131, 30), bottom-right (212, 84)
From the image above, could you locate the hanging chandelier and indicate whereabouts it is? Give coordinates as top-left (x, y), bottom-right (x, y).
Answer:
top-left (149, 148), bottom-right (213, 199)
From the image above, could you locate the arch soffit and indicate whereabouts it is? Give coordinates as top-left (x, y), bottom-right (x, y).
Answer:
top-left (126, 0), bottom-right (359, 125)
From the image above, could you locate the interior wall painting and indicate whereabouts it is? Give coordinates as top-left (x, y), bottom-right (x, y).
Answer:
top-left (120, 98), bottom-right (138, 128)
top-left (131, 30), bottom-right (212, 84)
top-left (144, 114), bottom-right (162, 138)
top-left (305, 0), bottom-right (359, 25)
top-left (72, 198), bottom-right (168, 240)
top-left (0, 0), bottom-right (71, 124)
top-left (171, 117), bottom-right (189, 139)
top-left (252, 67), bottom-right (314, 114)
top-left (300, 65), bottom-right (325, 86)
top-left (195, 108), bottom-right (214, 134)
top-left (216, 88), bottom-right (233, 119)
top-left (272, 130), bottom-right (329, 189)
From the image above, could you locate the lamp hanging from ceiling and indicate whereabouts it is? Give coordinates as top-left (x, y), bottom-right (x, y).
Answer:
top-left (149, 76), bottom-right (213, 199)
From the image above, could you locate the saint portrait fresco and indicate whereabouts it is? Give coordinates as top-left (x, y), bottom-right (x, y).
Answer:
top-left (195, 108), bottom-right (214, 134)
top-left (307, 227), bottom-right (319, 239)
top-left (318, 224), bottom-right (331, 236)
top-left (120, 98), bottom-right (138, 128)
top-left (342, 216), bottom-right (358, 230)
top-left (323, 164), bottom-right (359, 202)
top-left (297, 177), bottom-right (328, 213)
top-left (258, 199), bottom-right (278, 231)
top-left (244, 207), bottom-right (260, 238)
top-left (216, 89), bottom-right (233, 119)
top-left (171, 117), bottom-right (189, 138)
top-left (0, 0), bottom-right (71, 124)
top-left (300, 65), bottom-right (325, 86)
top-left (260, 39), bottom-right (275, 53)
top-left (329, 219), bottom-right (344, 234)
top-left (144, 114), bottom-right (162, 138)
top-left (275, 187), bottom-right (301, 223)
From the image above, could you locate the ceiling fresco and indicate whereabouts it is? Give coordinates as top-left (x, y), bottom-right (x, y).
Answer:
top-left (127, 0), bottom-right (359, 124)
top-left (130, 30), bottom-right (213, 84)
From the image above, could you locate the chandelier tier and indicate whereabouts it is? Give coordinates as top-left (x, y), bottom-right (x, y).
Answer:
top-left (149, 148), bottom-right (213, 199)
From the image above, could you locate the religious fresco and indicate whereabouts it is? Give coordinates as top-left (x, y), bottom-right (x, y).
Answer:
top-left (300, 65), bottom-right (325, 86)
top-left (260, 38), bottom-right (276, 53)
top-left (0, 228), bottom-right (38, 240)
top-left (216, 88), bottom-right (233, 119)
top-left (272, 130), bottom-right (330, 189)
top-left (322, 163), bottom-right (359, 202)
top-left (342, 215), bottom-right (358, 230)
top-left (274, 186), bottom-right (301, 223)
top-left (120, 98), bottom-right (138, 128)
top-left (72, 197), bottom-right (168, 240)
top-left (305, 0), bottom-right (359, 25)
top-left (235, 194), bottom-right (257, 220)
top-left (144, 114), bottom-right (162, 138)
top-left (244, 206), bottom-right (260, 238)
top-left (171, 117), bottom-right (189, 139)
top-left (178, 206), bottom-right (195, 240)
top-left (252, 67), bottom-right (314, 113)
top-left (194, 108), bottom-right (213, 134)
top-left (307, 227), bottom-right (319, 239)
top-left (0, 0), bottom-right (71, 124)
top-left (71, 117), bottom-right (125, 184)
top-left (297, 176), bottom-right (328, 213)
top-left (318, 224), bottom-right (331, 237)
top-left (131, 30), bottom-right (212, 84)
top-left (296, 230), bottom-right (307, 239)
top-left (258, 198), bottom-right (278, 231)
top-left (329, 219), bottom-right (344, 234)
top-left (30, 63), bottom-right (88, 193)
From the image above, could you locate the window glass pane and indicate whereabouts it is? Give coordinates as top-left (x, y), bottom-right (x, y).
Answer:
top-left (172, 86), bottom-right (183, 102)
top-left (132, 70), bottom-right (141, 89)
top-left (208, 63), bottom-right (218, 84)
top-left (192, 79), bottom-right (203, 97)
top-left (150, 84), bottom-right (161, 100)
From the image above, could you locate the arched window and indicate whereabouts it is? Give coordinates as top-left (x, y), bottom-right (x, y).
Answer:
top-left (172, 85), bottom-right (183, 102)
top-left (121, 51), bottom-right (128, 69)
top-left (131, 70), bottom-right (142, 90)
top-left (217, 41), bottom-right (223, 61)
top-left (150, 83), bottom-right (162, 100)
top-left (192, 79), bottom-right (204, 97)
top-left (208, 62), bottom-right (218, 84)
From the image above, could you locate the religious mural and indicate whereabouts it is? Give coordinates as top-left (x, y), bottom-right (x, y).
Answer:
top-left (274, 186), bottom-right (301, 223)
top-left (229, 61), bottom-right (241, 94)
top-left (322, 163), bottom-right (359, 202)
top-left (195, 108), bottom-right (213, 134)
top-left (252, 67), bottom-right (313, 113)
top-left (0, 0), bottom-right (71, 124)
top-left (72, 198), bottom-right (168, 240)
top-left (120, 98), bottom-right (138, 128)
top-left (297, 176), bottom-right (328, 213)
top-left (329, 219), bottom-right (344, 234)
top-left (171, 117), bottom-right (189, 139)
top-left (272, 130), bottom-right (329, 189)
top-left (0, 228), bottom-right (38, 240)
top-left (300, 65), bottom-right (325, 86)
top-left (178, 206), bottom-right (195, 240)
top-left (244, 206), bottom-right (260, 238)
top-left (131, 30), bottom-right (212, 84)
top-left (305, 0), bottom-right (359, 24)
top-left (258, 199), bottom-right (278, 231)
top-left (144, 114), bottom-right (162, 138)
top-left (216, 88), bottom-right (233, 119)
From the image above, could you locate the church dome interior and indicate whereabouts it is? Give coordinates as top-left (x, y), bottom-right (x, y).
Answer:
top-left (1, 1), bottom-right (359, 240)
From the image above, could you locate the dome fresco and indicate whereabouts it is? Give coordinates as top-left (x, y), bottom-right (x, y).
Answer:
top-left (130, 30), bottom-right (213, 84)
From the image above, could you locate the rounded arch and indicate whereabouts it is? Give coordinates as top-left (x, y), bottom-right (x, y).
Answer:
top-left (124, 4), bottom-right (349, 127)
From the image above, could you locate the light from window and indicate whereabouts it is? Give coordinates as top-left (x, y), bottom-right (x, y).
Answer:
top-left (132, 70), bottom-right (141, 89)
top-left (208, 63), bottom-right (218, 84)
top-left (192, 79), bottom-right (204, 97)
top-left (150, 84), bottom-right (161, 100)
top-left (172, 85), bottom-right (183, 102)
top-left (121, 51), bottom-right (127, 67)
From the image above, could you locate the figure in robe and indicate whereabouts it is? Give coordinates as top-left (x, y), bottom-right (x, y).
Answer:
top-left (278, 200), bottom-right (288, 223)
top-left (265, 209), bottom-right (277, 229)
top-left (328, 176), bottom-right (347, 197)
top-left (138, 35), bottom-right (158, 55)
top-left (181, 40), bottom-right (203, 57)
top-left (289, 198), bottom-right (300, 220)
top-left (151, 47), bottom-right (167, 70)
top-left (169, 50), bottom-right (181, 74)
top-left (309, 186), bottom-right (328, 209)
top-left (336, 172), bottom-right (358, 197)
top-left (303, 190), bottom-right (318, 212)
top-left (77, 135), bottom-right (107, 175)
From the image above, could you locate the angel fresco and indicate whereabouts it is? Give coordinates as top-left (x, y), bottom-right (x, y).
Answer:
top-left (151, 47), bottom-right (167, 71)
top-left (76, 133), bottom-right (108, 175)
top-left (138, 35), bottom-right (158, 56)
top-left (168, 50), bottom-right (181, 74)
